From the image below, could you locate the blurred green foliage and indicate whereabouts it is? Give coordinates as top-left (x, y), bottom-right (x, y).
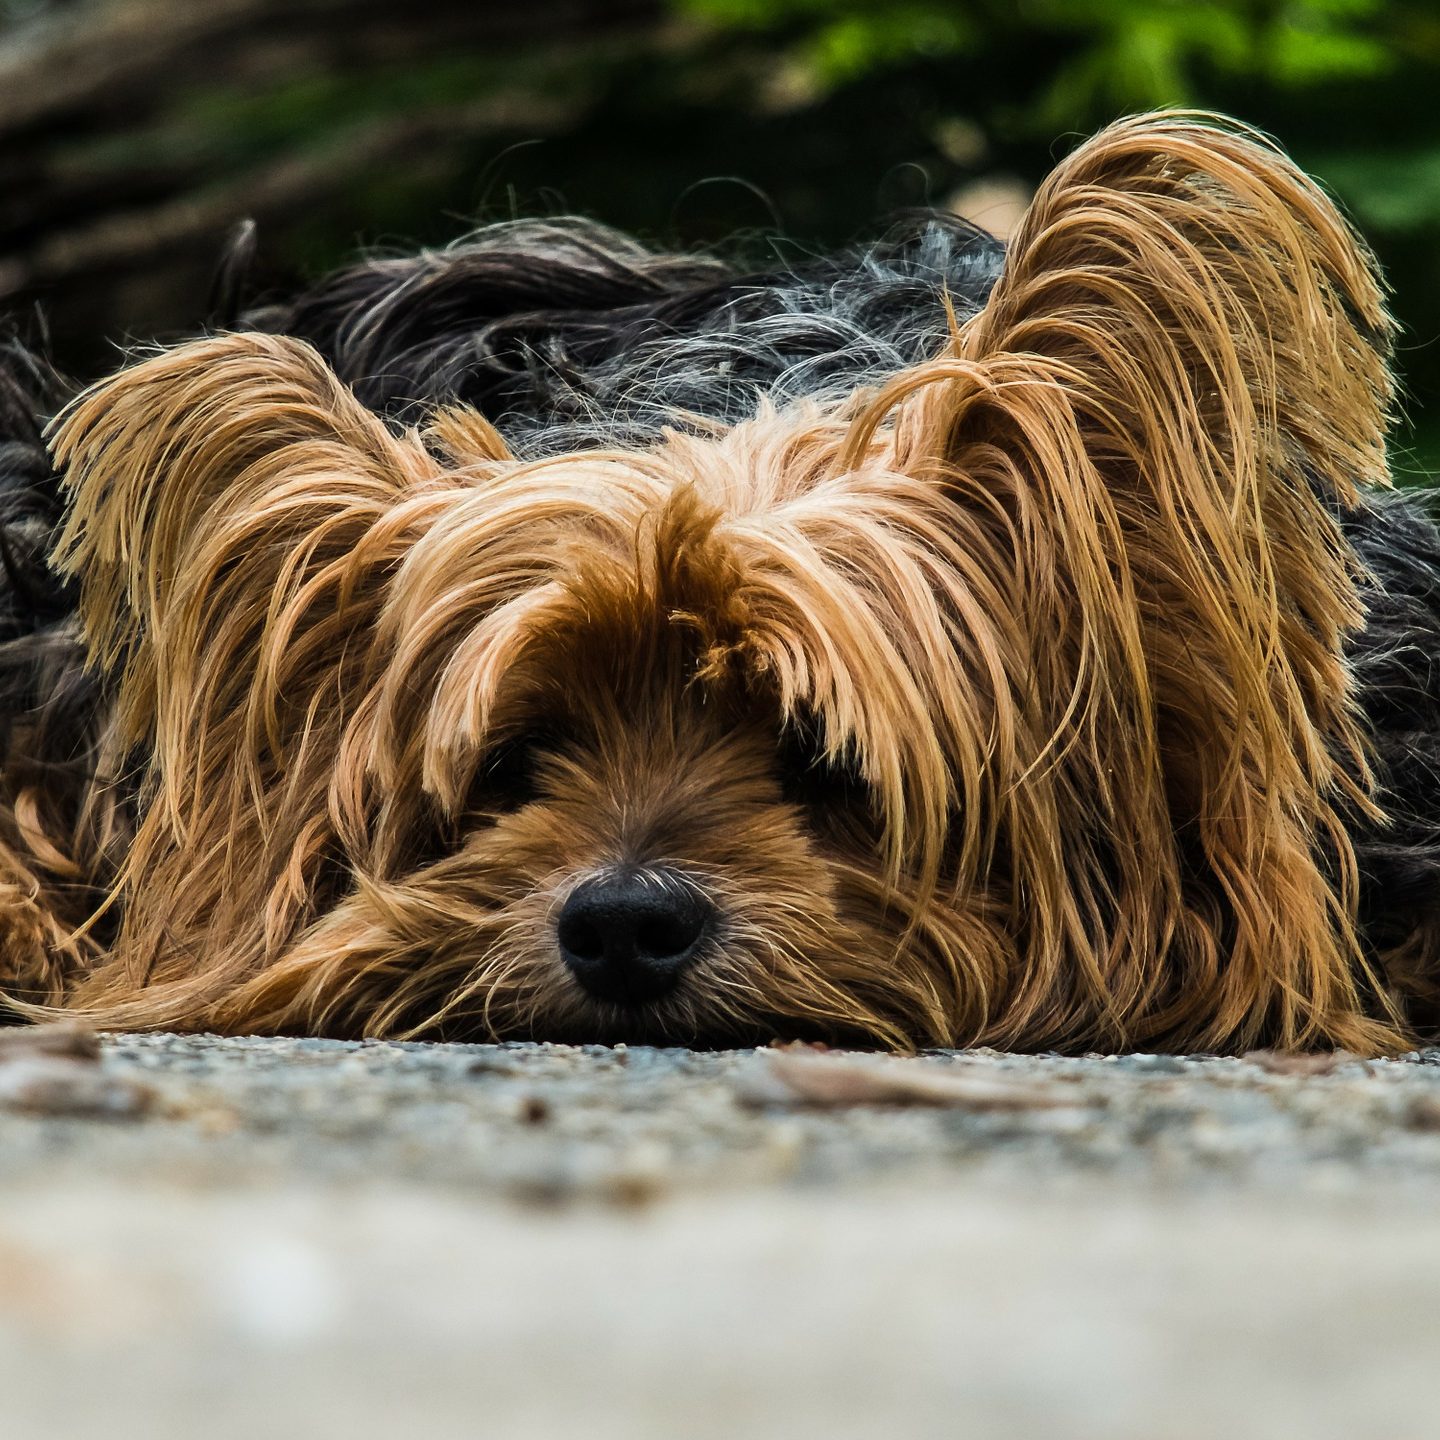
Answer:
top-left (679, 0), bottom-right (1418, 119)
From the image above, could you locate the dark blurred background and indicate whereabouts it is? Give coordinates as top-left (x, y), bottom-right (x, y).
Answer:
top-left (3, 0), bottom-right (1438, 468)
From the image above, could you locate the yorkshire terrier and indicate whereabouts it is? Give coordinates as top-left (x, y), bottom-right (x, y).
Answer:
top-left (3, 111), bottom-right (1440, 1053)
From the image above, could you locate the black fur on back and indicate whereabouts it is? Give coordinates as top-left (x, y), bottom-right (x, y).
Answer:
top-left (0, 334), bottom-right (91, 755)
top-left (0, 336), bottom-right (75, 640)
top-left (238, 214), bottom-right (1007, 454)
top-left (1342, 491), bottom-right (1440, 1020)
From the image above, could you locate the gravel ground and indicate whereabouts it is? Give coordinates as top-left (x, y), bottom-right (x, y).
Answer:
top-left (4, 1033), bottom-right (1440, 1438)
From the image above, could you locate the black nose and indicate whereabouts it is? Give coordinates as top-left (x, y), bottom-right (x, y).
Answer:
top-left (557, 869), bottom-right (711, 1006)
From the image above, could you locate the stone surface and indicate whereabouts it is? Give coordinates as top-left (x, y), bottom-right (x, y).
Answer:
top-left (3, 1033), bottom-right (1440, 1437)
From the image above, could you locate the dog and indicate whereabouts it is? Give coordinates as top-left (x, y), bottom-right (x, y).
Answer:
top-left (4, 111), bottom-right (1440, 1053)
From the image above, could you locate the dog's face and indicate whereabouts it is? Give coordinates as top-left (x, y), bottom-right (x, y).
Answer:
top-left (389, 654), bottom-right (909, 1047)
top-left (327, 416), bottom-right (1002, 1047)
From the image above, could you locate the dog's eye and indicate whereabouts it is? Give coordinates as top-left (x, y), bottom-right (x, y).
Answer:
top-left (777, 722), bottom-right (869, 808)
top-left (470, 732), bottom-right (551, 814)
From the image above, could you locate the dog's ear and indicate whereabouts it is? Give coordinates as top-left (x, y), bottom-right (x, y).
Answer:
top-left (47, 334), bottom-right (456, 1022)
top-left (51, 332), bottom-right (454, 792)
top-left (854, 112), bottom-right (1399, 1050)
top-left (51, 332), bottom-right (439, 689)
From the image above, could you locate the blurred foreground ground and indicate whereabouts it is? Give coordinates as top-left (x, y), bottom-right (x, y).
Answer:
top-left (3, 1034), bottom-right (1440, 1438)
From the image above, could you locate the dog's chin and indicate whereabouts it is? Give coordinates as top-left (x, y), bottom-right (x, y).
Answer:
top-left (401, 943), bottom-right (889, 1050)
top-left (508, 996), bottom-right (763, 1049)
top-left (393, 981), bottom-right (732, 1048)
top-left (430, 995), bottom-right (855, 1050)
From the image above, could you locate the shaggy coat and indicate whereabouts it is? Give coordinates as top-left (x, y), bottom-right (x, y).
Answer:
top-left (4, 112), bottom-right (1440, 1052)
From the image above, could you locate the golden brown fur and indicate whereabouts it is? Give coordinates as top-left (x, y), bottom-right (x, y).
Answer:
top-left (7, 112), bottom-right (1423, 1052)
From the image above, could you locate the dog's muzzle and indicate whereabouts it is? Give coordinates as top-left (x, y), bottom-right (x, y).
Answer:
top-left (557, 867), bottom-right (712, 1006)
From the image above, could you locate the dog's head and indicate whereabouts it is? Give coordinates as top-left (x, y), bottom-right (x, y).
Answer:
top-left (372, 420), bottom-right (986, 1045)
top-left (49, 113), bottom-right (1405, 1052)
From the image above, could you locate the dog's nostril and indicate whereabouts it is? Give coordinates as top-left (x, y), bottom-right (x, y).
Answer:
top-left (635, 915), bottom-right (694, 960)
top-left (557, 916), bottom-right (605, 964)
top-left (557, 869), bottom-right (711, 1006)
